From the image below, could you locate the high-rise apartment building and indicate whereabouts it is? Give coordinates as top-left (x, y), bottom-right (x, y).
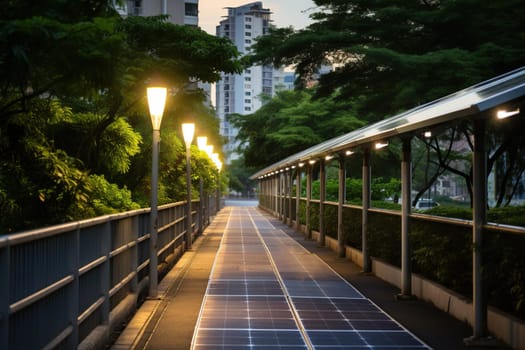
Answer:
top-left (116, 0), bottom-right (199, 26)
top-left (216, 2), bottom-right (289, 164)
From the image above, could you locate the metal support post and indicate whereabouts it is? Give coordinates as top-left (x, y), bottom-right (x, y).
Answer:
top-left (362, 148), bottom-right (371, 273)
top-left (185, 145), bottom-right (192, 250)
top-left (319, 159), bottom-right (326, 247)
top-left (149, 129), bottom-right (160, 296)
top-left (398, 138), bottom-right (414, 299)
top-left (296, 168), bottom-right (301, 231)
top-left (306, 163), bottom-right (312, 239)
top-left (337, 156), bottom-right (346, 257)
top-left (464, 118), bottom-right (497, 347)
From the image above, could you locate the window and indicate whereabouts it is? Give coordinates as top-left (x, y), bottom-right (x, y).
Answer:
top-left (244, 77), bottom-right (251, 81)
top-left (245, 39), bottom-right (252, 44)
top-left (245, 91), bottom-right (251, 96)
top-left (245, 32), bottom-right (251, 37)
top-left (224, 84), bottom-right (230, 90)
top-left (224, 107), bottom-right (229, 113)
top-left (245, 84), bottom-right (251, 89)
top-left (244, 107), bottom-right (251, 111)
top-left (245, 24), bottom-right (252, 29)
top-left (185, 3), bottom-right (198, 17)
top-left (244, 99), bottom-right (251, 104)
top-left (245, 17), bottom-right (252, 22)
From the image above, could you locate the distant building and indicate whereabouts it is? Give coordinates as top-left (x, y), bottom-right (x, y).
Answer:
top-left (215, 2), bottom-right (295, 164)
top-left (116, 0), bottom-right (199, 26)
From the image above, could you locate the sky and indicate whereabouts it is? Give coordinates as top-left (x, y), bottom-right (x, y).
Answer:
top-left (198, 0), bottom-right (317, 35)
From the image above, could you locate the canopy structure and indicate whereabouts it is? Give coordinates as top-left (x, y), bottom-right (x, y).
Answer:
top-left (251, 67), bottom-right (525, 346)
top-left (251, 66), bottom-right (525, 179)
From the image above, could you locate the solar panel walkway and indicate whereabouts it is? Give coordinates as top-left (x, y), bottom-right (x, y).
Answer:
top-left (191, 207), bottom-right (430, 350)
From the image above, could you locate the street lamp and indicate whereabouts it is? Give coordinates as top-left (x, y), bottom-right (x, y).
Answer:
top-left (147, 86), bottom-right (167, 298)
top-left (197, 136), bottom-right (208, 234)
top-left (212, 153), bottom-right (222, 211)
top-left (182, 123), bottom-right (195, 250)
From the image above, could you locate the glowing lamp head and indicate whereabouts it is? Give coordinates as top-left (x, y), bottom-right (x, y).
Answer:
top-left (197, 136), bottom-right (208, 150)
top-left (147, 87), bottom-right (167, 130)
top-left (182, 123), bottom-right (195, 147)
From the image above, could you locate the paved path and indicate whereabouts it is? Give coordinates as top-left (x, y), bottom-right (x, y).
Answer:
top-left (190, 207), bottom-right (429, 349)
top-left (112, 205), bottom-right (492, 350)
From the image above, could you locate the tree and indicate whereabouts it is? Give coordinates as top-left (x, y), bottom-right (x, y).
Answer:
top-left (247, 0), bottom-right (525, 206)
top-left (0, 4), bottom-right (242, 232)
top-left (228, 157), bottom-right (257, 197)
top-left (229, 89), bottom-right (364, 168)
top-left (251, 0), bottom-right (525, 118)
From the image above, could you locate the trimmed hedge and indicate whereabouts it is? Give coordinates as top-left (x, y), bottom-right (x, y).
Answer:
top-left (293, 200), bottom-right (525, 320)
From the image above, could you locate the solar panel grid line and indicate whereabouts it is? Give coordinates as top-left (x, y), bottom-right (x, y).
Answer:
top-left (251, 209), bottom-right (432, 350)
top-left (249, 212), bottom-right (380, 349)
top-left (247, 211), bottom-right (316, 350)
top-left (190, 207), bottom-right (234, 349)
top-left (192, 207), bottom-right (431, 349)
top-left (192, 208), bottom-right (303, 349)
top-left (193, 208), bottom-right (312, 349)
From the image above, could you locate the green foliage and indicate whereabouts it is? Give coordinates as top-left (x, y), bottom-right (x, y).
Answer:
top-left (411, 219), bottom-right (472, 295)
top-left (229, 89), bottom-right (365, 168)
top-left (251, 0), bottom-right (525, 117)
top-left (0, 5), bottom-right (242, 232)
top-left (53, 111), bottom-right (143, 177)
top-left (228, 157), bottom-right (257, 196)
top-left (87, 174), bottom-right (140, 215)
top-left (319, 202), bottom-right (525, 319)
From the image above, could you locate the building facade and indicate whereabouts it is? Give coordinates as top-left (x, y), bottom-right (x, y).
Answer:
top-left (116, 0), bottom-right (199, 26)
top-left (216, 2), bottom-right (290, 164)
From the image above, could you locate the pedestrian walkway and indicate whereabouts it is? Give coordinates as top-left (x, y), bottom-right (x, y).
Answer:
top-left (190, 207), bottom-right (429, 349)
top-left (113, 205), bottom-right (491, 350)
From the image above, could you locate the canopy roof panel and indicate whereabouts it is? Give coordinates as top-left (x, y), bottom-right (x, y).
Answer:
top-left (251, 66), bottom-right (525, 179)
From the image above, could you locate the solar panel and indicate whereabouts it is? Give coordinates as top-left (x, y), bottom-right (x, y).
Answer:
top-left (191, 207), bottom-right (430, 349)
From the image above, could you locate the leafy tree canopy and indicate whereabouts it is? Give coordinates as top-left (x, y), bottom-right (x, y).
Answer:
top-left (229, 89), bottom-right (365, 168)
top-left (0, 2), bottom-right (242, 232)
top-left (249, 0), bottom-right (525, 120)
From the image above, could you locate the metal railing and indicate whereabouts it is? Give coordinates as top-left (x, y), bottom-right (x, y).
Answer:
top-left (0, 196), bottom-right (219, 349)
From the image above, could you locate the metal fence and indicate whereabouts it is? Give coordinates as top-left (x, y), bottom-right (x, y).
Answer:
top-left (0, 196), bottom-right (218, 349)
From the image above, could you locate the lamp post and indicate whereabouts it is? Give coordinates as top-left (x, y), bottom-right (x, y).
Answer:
top-left (182, 123), bottom-right (195, 250)
top-left (205, 144), bottom-right (214, 215)
top-left (197, 136), bottom-right (207, 234)
top-left (147, 86), bottom-right (167, 298)
top-left (212, 153), bottom-right (222, 212)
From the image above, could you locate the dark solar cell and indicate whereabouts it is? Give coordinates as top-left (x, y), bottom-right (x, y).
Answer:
top-left (191, 208), bottom-right (430, 350)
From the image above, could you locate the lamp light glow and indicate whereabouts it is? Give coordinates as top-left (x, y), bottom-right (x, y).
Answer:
top-left (345, 150), bottom-right (354, 156)
top-left (182, 123), bottom-right (195, 147)
top-left (375, 141), bottom-right (389, 149)
top-left (497, 108), bottom-right (520, 119)
top-left (424, 131), bottom-right (432, 138)
top-left (205, 145), bottom-right (213, 157)
top-left (197, 136), bottom-right (208, 150)
top-left (147, 87), bottom-right (167, 130)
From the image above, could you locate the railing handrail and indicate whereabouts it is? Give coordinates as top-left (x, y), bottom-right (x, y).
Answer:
top-left (1, 196), bottom-right (218, 349)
